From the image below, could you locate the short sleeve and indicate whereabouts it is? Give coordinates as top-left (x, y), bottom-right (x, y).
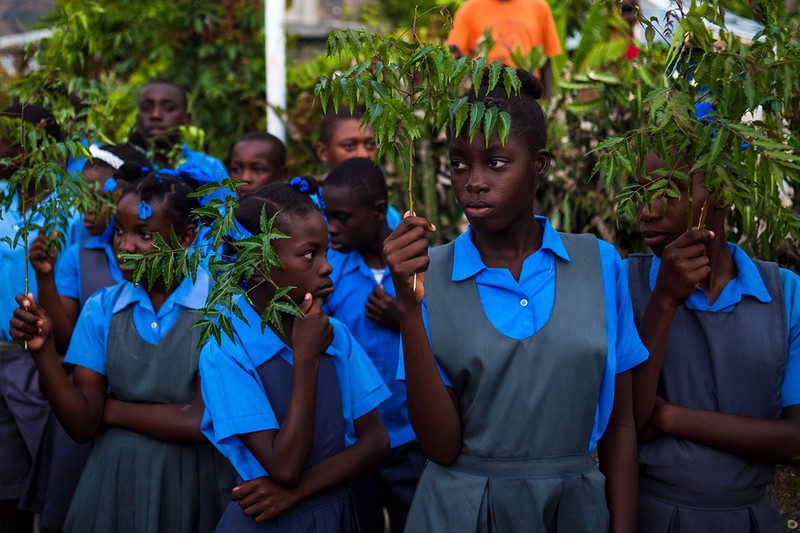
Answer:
top-left (446, 2), bottom-right (475, 56)
top-left (538, 1), bottom-right (562, 57)
top-left (199, 336), bottom-right (279, 444)
top-left (395, 299), bottom-right (454, 387)
top-left (780, 268), bottom-right (800, 407)
top-left (600, 242), bottom-right (649, 373)
top-left (64, 290), bottom-right (110, 374)
top-left (331, 320), bottom-right (391, 420)
top-left (55, 244), bottom-right (81, 301)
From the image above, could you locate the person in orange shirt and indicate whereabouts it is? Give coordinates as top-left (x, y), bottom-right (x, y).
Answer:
top-left (447, 0), bottom-right (562, 99)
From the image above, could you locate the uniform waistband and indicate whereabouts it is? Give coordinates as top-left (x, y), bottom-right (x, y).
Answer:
top-left (447, 452), bottom-right (597, 479)
top-left (640, 475), bottom-right (768, 509)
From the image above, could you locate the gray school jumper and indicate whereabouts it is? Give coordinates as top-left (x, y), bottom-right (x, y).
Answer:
top-left (629, 254), bottom-right (787, 533)
top-left (78, 243), bottom-right (116, 306)
top-left (214, 354), bottom-right (360, 532)
top-left (404, 234), bottom-right (610, 533)
top-left (64, 307), bottom-right (235, 533)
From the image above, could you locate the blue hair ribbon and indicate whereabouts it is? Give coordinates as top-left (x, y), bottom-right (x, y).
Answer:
top-left (289, 176), bottom-right (310, 193)
top-left (138, 200), bottom-right (152, 220)
top-left (103, 177), bottom-right (118, 193)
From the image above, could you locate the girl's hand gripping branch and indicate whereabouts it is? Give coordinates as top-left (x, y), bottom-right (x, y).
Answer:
top-left (383, 214), bottom-right (436, 313)
top-left (10, 293), bottom-right (54, 353)
top-left (651, 229), bottom-right (714, 307)
top-left (29, 232), bottom-right (58, 276)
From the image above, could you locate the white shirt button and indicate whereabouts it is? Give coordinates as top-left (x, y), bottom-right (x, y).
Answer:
top-left (150, 321), bottom-right (158, 329)
top-left (520, 298), bottom-right (529, 307)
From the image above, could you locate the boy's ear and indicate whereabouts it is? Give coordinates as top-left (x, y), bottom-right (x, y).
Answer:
top-left (179, 224), bottom-right (198, 248)
top-left (183, 112), bottom-right (193, 126)
top-left (373, 199), bottom-right (388, 222)
top-left (316, 142), bottom-right (329, 164)
top-left (279, 165), bottom-right (288, 181)
top-left (535, 149), bottom-right (551, 176)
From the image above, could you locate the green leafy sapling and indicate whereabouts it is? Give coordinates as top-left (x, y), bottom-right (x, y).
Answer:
top-left (592, 0), bottom-right (800, 254)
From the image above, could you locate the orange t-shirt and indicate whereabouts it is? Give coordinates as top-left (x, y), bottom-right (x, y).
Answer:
top-left (447, 0), bottom-right (562, 67)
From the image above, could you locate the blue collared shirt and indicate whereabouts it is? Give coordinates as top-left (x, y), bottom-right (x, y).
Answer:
top-left (199, 299), bottom-right (391, 480)
top-left (643, 243), bottom-right (800, 407)
top-left (325, 248), bottom-right (415, 449)
top-left (0, 183), bottom-right (83, 341)
top-left (55, 236), bottom-right (122, 304)
top-left (64, 269), bottom-right (210, 374)
top-left (398, 216), bottom-right (649, 451)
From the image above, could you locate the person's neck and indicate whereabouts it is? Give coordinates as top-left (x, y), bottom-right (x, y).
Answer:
top-left (472, 215), bottom-right (543, 281)
top-left (697, 224), bottom-right (735, 306)
top-left (147, 278), bottom-right (179, 314)
top-left (358, 222), bottom-right (391, 270)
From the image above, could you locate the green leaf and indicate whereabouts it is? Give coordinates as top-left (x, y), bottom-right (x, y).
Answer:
top-left (468, 102), bottom-right (486, 142)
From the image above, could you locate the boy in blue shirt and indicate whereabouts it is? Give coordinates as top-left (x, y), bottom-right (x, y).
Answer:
top-left (322, 158), bottom-right (425, 533)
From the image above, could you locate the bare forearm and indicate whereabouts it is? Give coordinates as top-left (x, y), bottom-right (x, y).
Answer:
top-left (30, 339), bottom-right (102, 442)
top-left (598, 372), bottom-right (638, 533)
top-left (263, 361), bottom-right (320, 486)
top-left (400, 307), bottom-right (462, 464)
top-left (103, 398), bottom-right (205, 442)
top-left (34, 273), bottom-right (74, 354)
top-left (661, 403), bottom-right (800, 465)
top-left (295, 411), bottom-right (389, 501)
top-left (632, 295), bottom-right (679, 429)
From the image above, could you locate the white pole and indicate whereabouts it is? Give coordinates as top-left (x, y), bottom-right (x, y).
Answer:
top-left (265, 0), bottom-right (286, 142)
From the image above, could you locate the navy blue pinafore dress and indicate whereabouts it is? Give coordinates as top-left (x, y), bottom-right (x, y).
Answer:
top-left (405, 234), bottom-right (611, 533)
top-left (214, 353), bottom-right (361, 532)
top-left (629, 254), bottom-right (787, 533)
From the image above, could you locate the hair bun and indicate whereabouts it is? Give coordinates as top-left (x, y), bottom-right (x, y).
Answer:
top-left (515, 68), bottom-right (543, 100)
top-left (289, 175), bottom-right (320, 195)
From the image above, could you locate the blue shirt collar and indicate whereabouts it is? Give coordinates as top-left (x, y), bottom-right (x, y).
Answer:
top-left (649, 242), bottom-right (771, 309)
top-left (234, 297), bottom-right (346, 364)
top-left (451, 216), bottom-right (570, 282)
top-left (112, 268), bottom-right (210, 315)
top-left (83, 235), bottom-right (108, 250)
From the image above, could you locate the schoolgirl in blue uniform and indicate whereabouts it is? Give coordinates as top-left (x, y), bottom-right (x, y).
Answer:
top-left (20, 144), bottom-right (151, 533)
top-left (383, 70), bottom-right (648, 533)
top-left (200, 178), bottom-right (391, 531)
top-left (322, 158), bottom-right (425, 533)
top-left (0, 104), bottom-right (82, 533)
top-left (629, 152), bottom-right (800, 533)
top-left (9, 172), bottom-right (235, 533)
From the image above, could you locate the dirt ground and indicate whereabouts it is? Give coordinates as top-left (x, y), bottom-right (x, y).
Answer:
top-left (774, 466), bottom-right (800, 529)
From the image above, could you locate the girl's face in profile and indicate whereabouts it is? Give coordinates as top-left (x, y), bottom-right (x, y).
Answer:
top-left (269, 212), bottom-right (334, 305)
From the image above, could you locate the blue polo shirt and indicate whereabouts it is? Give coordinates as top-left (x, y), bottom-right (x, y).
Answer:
top-left (326, 249), bottom-right (415, 449)
top-left (398, 216), bottom-right (649, 451)
top-left (200, 299), bottom-right (391, 480)
top-left (638, 243), bottom-right (800, 407)
top-left (0, 184), bottom-right (82, 342)
top-left (65, 269), bottom-right (210, 374)
top-left (55, 236), bottom-right (122, 304)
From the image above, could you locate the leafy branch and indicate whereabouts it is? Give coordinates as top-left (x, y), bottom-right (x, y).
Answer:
top-left (592, 0), bottom-right (800, 253)
top-left (314, 12), bottom-right (521, 223)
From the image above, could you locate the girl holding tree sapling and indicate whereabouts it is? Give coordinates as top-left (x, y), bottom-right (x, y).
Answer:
top-left (384, 70), bottom-right (648, 533)
top-left (629, 152), bottom-right (800, 533)
top-left (9, 172), bottom-right (235, 533)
